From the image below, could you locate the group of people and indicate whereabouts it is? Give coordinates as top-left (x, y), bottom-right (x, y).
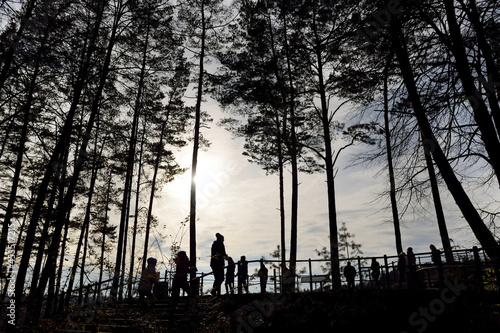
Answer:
top-left (137, 251), bottom-right (195, 310)
top-left (136, 232), bottom-right (270, 306)
top-left (210, 233), bottom-right (269, 296)
top-left (344, 244), bottom-right (443, 289)
top-left (342, 258), bottom-right (382, 290)
top-left (138, 236), bottom-right (445, 299)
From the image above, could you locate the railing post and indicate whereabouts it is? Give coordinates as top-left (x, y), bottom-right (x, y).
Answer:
top-left (273, 268), bottom-right (277, 293)
top-left (58, 291), bottom-right (65, 313)
top-left (85, 285), bottom-right (90, 305)
top-left (357, 256), bottom-right (363, 289)
top-left (93, 282), bottom-right (98, 302)
top-left (436, 249), bottom-right (444, 289)
top-left (384, 255), bottom-right (390, 287)
top-left (473, 246), bottom-right (483, 291)
top-left (308, 258), bottom-right (313, 292)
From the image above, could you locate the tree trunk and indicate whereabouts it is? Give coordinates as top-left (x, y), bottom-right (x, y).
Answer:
top-left (281, 3), bottom-right (299, 277)
top-left (189, 0), bottom-right (207, 290)
top-left (128, 121), bottom-right (145, 299)
top-left (422, 132), bottom-right (453, 262)
top-left (383, 54), bottom-right (403, 255)
top-left (310, 15), bottom-right (341, 287)
top-left (98, 172), bottom-right (113, 300)
top-left (390, 15), bottom-right (499, 259)
top-left (265, 5), bottom-right (286, 272)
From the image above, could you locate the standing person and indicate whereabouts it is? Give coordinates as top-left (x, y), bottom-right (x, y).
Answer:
top-left (138, 257), bottom-right (160, 300)
top-left (210, 233), bottom-right (227, 296)
top-left (430, 244), bottom-right (444, 287)
top-left (282, 265), bottom-right (295, 292)
top-left (257, 259), bottom-right (268, 294)
top-left (225, 257), bottom-right (236, 294)
top-left (171, 251), bottom-right (195, 310)
top-left (397, 252), bottom-right (407, 288)
top-left (406, 247), bottom-right (416, 267)
top-left (429, 244), bottom-right (442, 265)
top-left (237, 256), bottom-right (249, 294)
top-left (343, 261), bottom-right (356, 290)
top-left (370, 257), bottom-right (381, 288)
top-left (406, 247), bottom-right (417, 289)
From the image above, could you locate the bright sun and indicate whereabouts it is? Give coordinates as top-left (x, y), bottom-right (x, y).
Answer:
top-left (164, 153), bottom-right (225, 201)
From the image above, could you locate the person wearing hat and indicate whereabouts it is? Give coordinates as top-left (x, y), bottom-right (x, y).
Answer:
top-left (138, 257), bottom-right (160, 300)
top-left (210, 233), bottom-right (227, 296)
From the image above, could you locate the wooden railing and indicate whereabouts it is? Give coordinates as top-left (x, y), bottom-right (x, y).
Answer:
top-left (58, 245), bottom-right (500, 308)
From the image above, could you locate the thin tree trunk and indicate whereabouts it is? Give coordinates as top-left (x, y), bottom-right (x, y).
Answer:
top-left (128, 121), bottom-right (146, 298)
top-left (281, 2), bottom-right (299, 277)
top-left (277, 116), bottom-right (286, 270)
top-left (264, 5), bottom-right (287, 272)
top-left (189, 0), bottom-right (207, 291)
top-left (78, 218), bottom-right (90, 305)
top-left (383, 54), bottom-right (403, 255)
top-left (422, 131), bottom-right (453, 262)
top-left (313, 21), bottom-right (341, 288)
top-left (98, 172), bottom-right (113, 300)
top-left (119, 168), bottom-right (133, 301)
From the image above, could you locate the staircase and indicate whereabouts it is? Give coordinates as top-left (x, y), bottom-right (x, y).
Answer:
top-left (57, 296), bottom-right (214, 332)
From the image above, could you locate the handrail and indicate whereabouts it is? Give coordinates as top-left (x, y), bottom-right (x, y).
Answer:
top-left (49, 245), bottom-right (500, 307)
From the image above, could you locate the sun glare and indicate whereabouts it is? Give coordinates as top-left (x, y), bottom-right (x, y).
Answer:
top-left (165, 154), bottom-right (227, 202)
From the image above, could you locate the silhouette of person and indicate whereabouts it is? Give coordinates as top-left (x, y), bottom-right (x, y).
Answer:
top-left (406, 247), bottom-right (416, 267)
top-left (430, 244), bottom-right (444, 287)
top-left (210, 233), bottom-right (227, 296)
top-left (225, 257), bottom-right (235, 294)
top-left (343, 261), bottom-right (356, 290)
top-left (406, 247), bottom-right (417, 289)
top-left (282, 265), bottom-right (295, 292)
top-left (429, 244), bottom-right (442, 265)
top-left (257, 259), bottom-right (268, 294)
top-left (237, 256), bottom-right (249, 294)
top-left (138, 257), bottom-right (159, 300)
top-left (370, 257), bottom-right (381, 288)
top-left (397, 251), bottom-right (406, 287)
top-left (171, 251), bottom-right (195, 310)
